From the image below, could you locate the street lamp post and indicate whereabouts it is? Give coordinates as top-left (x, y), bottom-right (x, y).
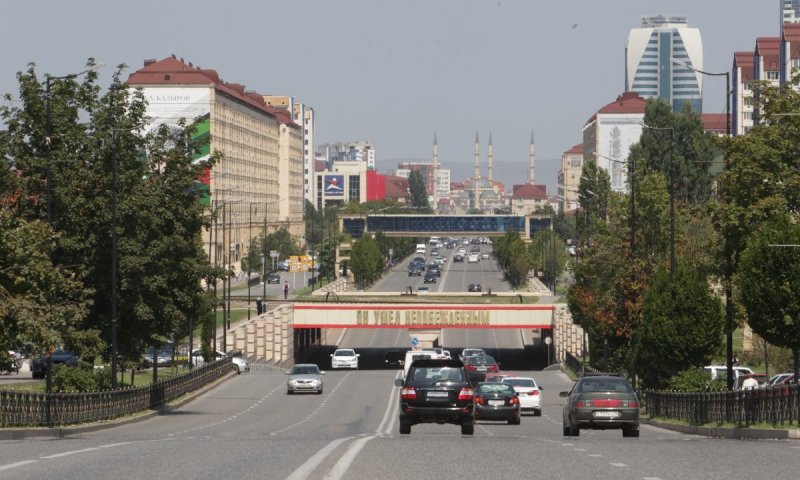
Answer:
top-left (672, 57), bottom-right (734, 389)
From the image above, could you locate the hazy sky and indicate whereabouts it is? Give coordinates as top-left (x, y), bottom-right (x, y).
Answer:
top-left (1, 1), bottom-right (777, 193)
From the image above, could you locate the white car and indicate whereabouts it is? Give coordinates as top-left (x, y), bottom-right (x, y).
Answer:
top-left (481, 252), bottom-right (490, 259)
top-left (468, 253), bottom-right (480, 263)
top-left (503, 376), bottom-right (542, 416)
top-left (330, 348), bottom-right (360, 369)
top-left (190, 349), bottom-right (250, 374)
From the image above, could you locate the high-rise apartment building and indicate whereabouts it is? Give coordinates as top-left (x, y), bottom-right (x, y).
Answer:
top-left (128, 56), bottom-right (305, 269)
top-left (732, 52), bottom-right (755, 135)
top-left (264, 96), bottom-right (315, 206)
top-left (558, 144), bottom-right (583, 212)
top-left (316, 141), bottom-right (375, 170)
top-left (626, 15), bottom-right (704, 112)
top-left (783, 0), bottom-right (800, 24)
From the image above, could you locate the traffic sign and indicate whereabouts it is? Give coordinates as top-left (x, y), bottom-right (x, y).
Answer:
top-left (411, 337), bottom-right (419, 347)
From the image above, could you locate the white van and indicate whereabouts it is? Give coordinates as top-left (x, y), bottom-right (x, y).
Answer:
top-left (403, 351), bottom-right (432, 379)
top-left (703, 365), bottom-right (754, 382)
top-left (416, 244), bottom-right (426, 254)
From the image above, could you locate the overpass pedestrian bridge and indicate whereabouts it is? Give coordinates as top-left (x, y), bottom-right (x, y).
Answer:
top-left (223, 300), bottom-right (584, 367)
top-left (340, 214), bottom-right (552, 240)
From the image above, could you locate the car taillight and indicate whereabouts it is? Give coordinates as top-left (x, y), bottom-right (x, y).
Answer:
top-left (529, 390), bottom-right (540, 396)
top-left (401, 387), bottom-right (417, 400)
top-left (487, 365), bottom-right (498, 371)
top-left (574, 400), bottom-right (586, 408)
top-left (465, 365), bottom-right (477, 371)
top-left (475, 396), bottom-right (486, 405)
top-left (509, 397), bottom-right (520, 405)
top-left (458, 387), bottom-right (474, 401)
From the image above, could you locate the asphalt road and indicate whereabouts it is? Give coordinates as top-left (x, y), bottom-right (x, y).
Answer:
top-left (1, 358), bottom-right (795, 480)
top-left (371, 242), bottom-right (509, 294)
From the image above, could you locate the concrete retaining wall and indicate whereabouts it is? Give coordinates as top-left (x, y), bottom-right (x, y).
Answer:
top-left (223, 304), bottom-right (294, 366)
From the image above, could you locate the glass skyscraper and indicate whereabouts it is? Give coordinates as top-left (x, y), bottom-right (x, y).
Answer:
top-left (625, 15), bottom-right (704, 112)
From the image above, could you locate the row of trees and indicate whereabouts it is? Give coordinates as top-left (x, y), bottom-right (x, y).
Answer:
top-left (0, 61), bottom-right (220, 372)
top-left (569, 84), bottom-right (800, 390)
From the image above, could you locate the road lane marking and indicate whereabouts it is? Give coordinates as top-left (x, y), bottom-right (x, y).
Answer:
top-left (323, 435), bottom-right (375, 480)
top-left (40, 442), bottom-right (136, 459)
top-left (609, 463), bottom-right (628, 467)
top-left (589, 454), bottom-right (603, 457)
top-left (285, 436), bottom-right (354, 480)
top-left (376, 371), bottom-right (401, 435)
top-left (0, 461), bottom-right (38, 471)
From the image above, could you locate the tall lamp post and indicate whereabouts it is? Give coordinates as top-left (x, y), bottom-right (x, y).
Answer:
top-left (672, 57), bottom-right (734, 389)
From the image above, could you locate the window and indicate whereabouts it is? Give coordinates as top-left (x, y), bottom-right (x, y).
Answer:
top-left (743, 83), bottom-right (752, 91)
top-left (744, 97), bottom-right (753, 107)
top-left (792, 59), bottom-right (800, 69)
top-left (743, 112), bottom-right (753, 120)
top-left (767, 71), bottom-right (779, 80)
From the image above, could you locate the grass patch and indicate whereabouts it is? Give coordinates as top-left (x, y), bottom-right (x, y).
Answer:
top-left (0, 366), bottom-right (188, 393)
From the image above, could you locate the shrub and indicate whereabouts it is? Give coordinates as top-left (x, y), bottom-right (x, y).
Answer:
top-left (666, 368), bottom-right (725, 391)
top-left (51, 365), bottom-right (114, 392)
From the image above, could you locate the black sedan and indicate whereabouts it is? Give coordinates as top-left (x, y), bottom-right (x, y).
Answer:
top-left (467, 283), bottom-right (482, 292)
top-left (453, 254), bottom-right (465, 262)
top-left (474, 382), bottom-right (521, 424)
top-left (424, 271), bottom-right (437, 283)
top-left (266, 272), bottom-right (281, 284)
top-left (560, 373), bottom-right (640, 437)
top-left (463, 355), bottom-right (499, 383)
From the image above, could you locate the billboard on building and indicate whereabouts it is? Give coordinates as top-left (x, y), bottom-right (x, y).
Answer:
top-left (324, 175), bottom-right (344, 196)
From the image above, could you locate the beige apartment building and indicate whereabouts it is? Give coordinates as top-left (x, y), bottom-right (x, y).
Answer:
top-left (127, 56), bottom-right (303, 271)
top-left (558, 144), bottom-right (583, 212)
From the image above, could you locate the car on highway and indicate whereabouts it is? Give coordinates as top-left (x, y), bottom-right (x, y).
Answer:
top-left (427, 262), bottom-right (441, 276)
top-left (459, 348), bottom-right (486, 363)
top-left (385, 350), bottom-right (404, 368)
top-left (31, 349), bottom-right (80, 379)
top-left (481, 252), bottom-right (490, 260)
top-left (330, 348), bottom-right (360, 369)
top-left (503, 376), bottom-right (542, 416)
top-left (473, 382), bottom-right (521, 424)
top-left (420, 347), bottom-right (451, 359)
top-left (395, 358), bottom-right (475, 435)
top-left (408, 264), bottom-right (422, 276)
top-left (430, 248), bottom-right (440, 256)
top-left (453, 253), bottom-right (465, 262)
top-left (467, 253), bottom-right (480, 263)
top-left (412, 257), bottom-right (426, 269)
top-left (277, 260), bottom-right (290, 271)
top-left (266, 272), bottom-right (281, 284)
top-left (467, 283), bottom-right (482, 292)
top-left (560, 373), bottom-right (640, 437)
top-left (190, 349), bottom-right (250, 374)
top-left (424, 270), bottom-right (437, 283)
top-left (286, 363), bottom-right (325, 394)
top-left (463, 355), bottom-right (499, 383)
top-left (484, 372), bottom-right (512, 383)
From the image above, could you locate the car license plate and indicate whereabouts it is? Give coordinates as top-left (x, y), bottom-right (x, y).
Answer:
top-left (427, 391), bottom-right (448, 398)
top-left (477, 367), bottom-right (487, 371)
top-left (488, 400), bottom-right (504, 406)
top-left (593, 411), bottom-right (620, 418)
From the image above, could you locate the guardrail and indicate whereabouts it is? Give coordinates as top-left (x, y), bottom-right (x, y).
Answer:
top-left (564, 352), bottom-right (599, 376)
top-left (645, 383), bottom-right (800, 427)
top-left (0, 358), bottom-right (235, 428)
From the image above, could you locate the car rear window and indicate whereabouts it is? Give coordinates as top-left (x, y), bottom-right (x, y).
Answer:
top-left (579, 378), bottom-right (633, 393)
top-left (411, 367), bottom-right (465, 383)
top-left (504, 378), bottom-right (535, 388)
top-left (477, 384), bottom-right (514, 394)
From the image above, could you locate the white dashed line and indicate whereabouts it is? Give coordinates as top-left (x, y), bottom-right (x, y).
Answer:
top-left (0, 461), bottom-right (38, 471)
top-left (609, 463), bottom-right (628, 468)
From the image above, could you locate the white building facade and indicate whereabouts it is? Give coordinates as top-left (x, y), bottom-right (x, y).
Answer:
top-left (626, 15), bottom-right (704, 112)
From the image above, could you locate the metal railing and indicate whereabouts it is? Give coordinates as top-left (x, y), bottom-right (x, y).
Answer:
top-left (0, 358), bottom-right (235, 428)
top-left (646, 383), bottom-right (800, 427)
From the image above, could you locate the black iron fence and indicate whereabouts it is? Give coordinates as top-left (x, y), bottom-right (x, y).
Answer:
top-left (0, 358), bottom-right (235, 428)
top-left (646, 383), bottom-right (800, 427)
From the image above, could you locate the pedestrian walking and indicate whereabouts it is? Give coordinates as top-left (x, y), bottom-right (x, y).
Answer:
top-left (283, 281), bottom-right (289, 300)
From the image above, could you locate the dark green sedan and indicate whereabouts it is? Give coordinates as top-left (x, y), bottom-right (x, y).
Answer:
top-left (560, 373), bottom-right (640, 437)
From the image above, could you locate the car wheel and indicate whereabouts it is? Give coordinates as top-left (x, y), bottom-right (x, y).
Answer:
top-left (317, 388), bottom-right (323, 394)
top-left (399, 420), bottom-right (411, 435)
top-left (461, 421), bottom-right (475, 435)
top-left (534, 409), bottom-right (542, 417)
top-left (562, 423), bottom-right (571, 436)
top-left (508, 417), bottom-right (521, 425)
top-left (287, 389), bottom-right (293, 395)
top-left (622, 426), bottom-right (640, 438)
top-left (236, 365), bottom-right (241, 375)
top-left (569, 423), bottom-right (580, 436)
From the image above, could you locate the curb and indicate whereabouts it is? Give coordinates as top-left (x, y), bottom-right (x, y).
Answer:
top-left (642, 417), bottom-right (800, 440)
top-left (0, 370), bottom-right (237, 440)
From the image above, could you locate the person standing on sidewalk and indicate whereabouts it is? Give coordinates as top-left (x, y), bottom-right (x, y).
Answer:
top-left (283, 280), bottom-right (289, 300)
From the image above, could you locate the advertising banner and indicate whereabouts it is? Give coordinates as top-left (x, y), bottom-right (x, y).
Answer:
top-left (324, 175), bottom-right (345, 196)
top-left (293, 304), bottom-right (555, 329)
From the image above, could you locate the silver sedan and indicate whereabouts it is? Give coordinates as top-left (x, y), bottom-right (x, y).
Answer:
top-left (286, 363), bottom-right (325, 394)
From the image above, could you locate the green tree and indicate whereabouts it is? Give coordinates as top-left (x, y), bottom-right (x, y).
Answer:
top-left (493, 231), bottom-right (529, 288)
top-left (636, 265), bottom-right (723, 389)
top-left (408, 170), bottom-right (430, 210)
top-left (737, 215), bottom-right (800, 380)
top-left (349, 234), bottom-right (382, 285)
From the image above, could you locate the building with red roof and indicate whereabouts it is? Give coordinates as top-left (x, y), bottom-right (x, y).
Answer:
top-left (582, 92), bottom-right (646, 194)
top-left (127, 56), bottom-right (304, 266)
top-left (732, 51), bottom-right (755, 136)
top-left (510, 184), bottom-right (548, 216)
